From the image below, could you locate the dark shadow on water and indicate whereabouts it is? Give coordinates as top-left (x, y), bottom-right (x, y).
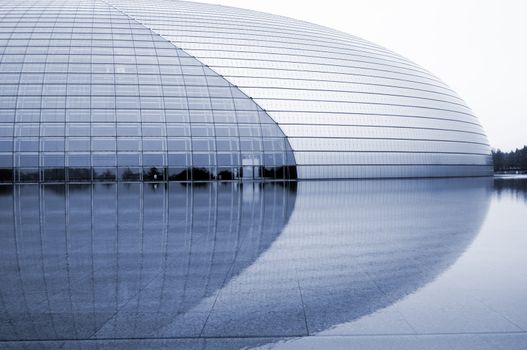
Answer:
top-left (2, 177), bottom-right (522, 349)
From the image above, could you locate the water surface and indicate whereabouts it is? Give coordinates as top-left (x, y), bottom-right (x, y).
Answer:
top-left (0, 177), bottom-right (526, 349)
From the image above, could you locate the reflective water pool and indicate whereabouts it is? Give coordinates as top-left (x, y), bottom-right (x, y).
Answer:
top-left (0, 177), bottom-right (526, 349)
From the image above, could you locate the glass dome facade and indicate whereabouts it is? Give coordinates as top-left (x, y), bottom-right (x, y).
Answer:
top-left (0, 0), bottom-right (493, 182)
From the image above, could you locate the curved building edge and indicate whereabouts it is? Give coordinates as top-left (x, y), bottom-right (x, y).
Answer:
top-left (0, 0), bottom-right (493, 182)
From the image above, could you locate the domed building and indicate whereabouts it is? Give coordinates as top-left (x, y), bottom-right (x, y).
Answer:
top-left (0, 0), bottom-right (493, 182)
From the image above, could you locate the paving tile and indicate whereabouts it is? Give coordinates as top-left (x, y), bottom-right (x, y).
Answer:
top-left (1, 339), bottom-right (205, 350)
top-left (484, 333), bottom-right (527, 350)
top-left (202, 309), bottom-right (308, 337)
top-left (93, 311), bottom-right (207, 338)
top-left (0, 341), bottom-right (66, 350)
top-left (320, 306), bottom-right (415, 335)
top-left (156, 312), bottom-right (209, 338)
top-left (300, 286), bottom-right (390, 334)
top-left (245, 335), bottom-right (420, 350)
top-left (61, 339), bottom-right (205, 350)
top-left (395, 293), bottom-right (522, 334)
top-left (203, 337), bottom-right (283, 350)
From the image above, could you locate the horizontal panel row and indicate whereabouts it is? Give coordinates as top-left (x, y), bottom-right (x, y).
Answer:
top-left (287, 138), bottom-right (491, 154)
top-left (0, 110), bottom-right (275, 124)
top-left (187, 45), bottom-right (421, 77)
top-left (1, 138), bottom-right (289, 152)
top-left (293, 152), bottom-right (492, 166)
top-left (270, 112), bottom-right (484, 134)
top-left (0, 97), bottom-right (269, 111)
top-left (193, 59), bottom-right (450, 93)
top-left (0, 124), bottom-right (284, 137)
top-left (259, 99), bottom-right (476, 123)
top-left (240, 87), bottom-right (471, 113)
top-left (280, 125), bottom-right (488, 143)
top-left (202, 57), bottom-right (444, 87)
top-left (0, 73), bottom-right (242, 87)
top-left (232, 77), bottom-right (464, 105)
top-left (0, 47), bottom-right (185, 58)
top-left (215, 66), bottom-right (458, 96)
top-left (1, 128), bottom-right (487, 148)
top-left (194, 50), bottom-right (432, 78)
top-left (0, 151), bottom-right (295, 167)
top-left (0, 63), bottom-right (225, 75)
top-left (0, 39), bottom-right (176, 50)
top-left (0, 85), bottom-right (244, 99)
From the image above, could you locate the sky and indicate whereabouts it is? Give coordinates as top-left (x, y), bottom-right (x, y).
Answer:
top-left (196, 0), bottom-right (526, 151)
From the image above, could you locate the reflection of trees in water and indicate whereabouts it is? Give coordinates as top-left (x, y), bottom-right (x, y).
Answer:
top-left (494, 177), bottom-right (527, 202)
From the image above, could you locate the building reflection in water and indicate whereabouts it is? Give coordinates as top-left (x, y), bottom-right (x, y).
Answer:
top-left (0, 182), bottom-right (297, 341)
top-left (0, 178), bottom-right (492, 348)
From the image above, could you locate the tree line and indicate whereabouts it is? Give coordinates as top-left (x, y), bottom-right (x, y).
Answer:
top-left (492, 146), bottom-right (527, 172)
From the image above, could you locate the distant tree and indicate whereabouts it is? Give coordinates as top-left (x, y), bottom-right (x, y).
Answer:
top-left (521, 146), bottom-right (527, 170)
top-left (492, 146), bottom-right (527, 172)
top-left (493, 149), bottom-right (504, 171)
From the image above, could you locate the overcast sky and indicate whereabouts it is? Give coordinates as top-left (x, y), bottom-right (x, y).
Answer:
top-left (197, 0), bottom-right (526, 151)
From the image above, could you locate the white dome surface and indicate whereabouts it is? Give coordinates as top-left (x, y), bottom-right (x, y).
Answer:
top-left (107, 0), bottom-right (493, 178)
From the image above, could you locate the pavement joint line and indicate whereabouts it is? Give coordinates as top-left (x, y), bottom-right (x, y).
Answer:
top-left (1, 330), bottom-right (527, 343)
